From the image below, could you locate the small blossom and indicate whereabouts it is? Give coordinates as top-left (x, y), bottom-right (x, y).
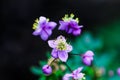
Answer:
top-left (108, 70), bottom-right (114, 77)
top-left (82, 50), bottom-right (94, 66)
top-left (42, 65), bottom-right (52, 75)
top-left (32, 16), bottom-right (57, 41)
top-left (59, 14), bottom-right (83, 36)
top-left (48, 35), bottom-right (72, 62)
top-left (117, 68), bottom-right (120, 76)
top-left (96, 67), bottom-right (106, 77)
top-left (63, 67), bottom-right (85, 80)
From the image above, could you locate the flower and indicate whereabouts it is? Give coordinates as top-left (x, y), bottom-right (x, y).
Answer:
top-left (82, 50), bottom-right (94, 66)
top-left (42, 65), bottom-right (52, 75)
top-left (32, 16), bottom-right (57, 41)
top-left (108, 70), bottom-right (114, 77)
top-left (117, 68), bottom-right (120, 76)
top-left (48, 35), bottom-right (72, 62)
top-left (63, 67), bottom-right (85, 80)
top-left (59, 14), bottom-right (83, 36)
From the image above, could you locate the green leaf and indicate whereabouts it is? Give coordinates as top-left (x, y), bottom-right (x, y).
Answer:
top-left (30, 66), bottom-right (42, 75)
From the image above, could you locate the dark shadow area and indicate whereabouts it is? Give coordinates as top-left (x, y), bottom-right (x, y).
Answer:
top-left (1, 0), bottom-right (120, 80)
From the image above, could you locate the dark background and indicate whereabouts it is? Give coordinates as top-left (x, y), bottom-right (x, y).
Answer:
top-left (1, 0), bottom-right (120, 80)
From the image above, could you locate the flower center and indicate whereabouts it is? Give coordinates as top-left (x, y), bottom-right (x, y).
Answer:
top-left (57, 42), bottom-right (66, 50)
top-left (62, 14), bottom-right (79, 23)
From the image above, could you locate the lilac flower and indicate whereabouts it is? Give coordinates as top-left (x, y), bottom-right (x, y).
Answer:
top-left (48, 35), bottom-right (72, 62)
top-left (59, 14), bottom-right (83, 36)
top-left (63, 67), bottom-right (85, 80)
top-left (82, 50), bottom-right (94, 66)
top-left (42, 65), bottom-right (52, 75)
top-left (117, 68), bottom-right (120, 76)
top-left (32, 16), bottom-right (57, 41)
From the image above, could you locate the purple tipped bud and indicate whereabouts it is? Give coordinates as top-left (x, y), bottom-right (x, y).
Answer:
top-left (42, 65), bottom-right (52, 75)
top-left (82, 50), bottom-right (94, 66)
top-left (117, 68), bottom-right (120, 76)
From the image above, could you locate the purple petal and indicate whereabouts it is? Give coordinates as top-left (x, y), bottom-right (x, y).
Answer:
top-left (82, 57), bottom-right (91, 66)
top-left (45, 29), bottom-right (52, 36)
top-left (73, 67), bottom-right (83, 75)
top-left (68, 28), bottom-right (73, 34)
top-left (58, 51), bottom-right (68, 62)
top-left (39, 16), bottom-right (47, 25)
top-left (84, 50), bottom-right (94, 57)
top-left (51, 49), bottom-right (58, 58)
top-left (77, 67), bottom-right (83, 73)
top-left (40, 30), bottom-right (49, 41)
top-left (63, 74), bottom-right (72, 80)
top-left (47, 22), bottom-right (57, 29)
top-left (69, 20), bottom-right (78, 29)
top-left (59, 21), bottom-right (68, 30)
top-left (32, 28), bottom-right (41, 36)
top-left (66, 44), bottom-right (72, 52)
top-left (48, 40), bottom-right (57, 48)
top-left (79, 25), bottom-right (83, 28)
top-left (73, 29), bottom-right (81, 36)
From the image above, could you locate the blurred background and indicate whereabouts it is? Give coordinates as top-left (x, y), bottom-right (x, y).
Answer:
top-left (1, 0), bottom-right (120, 80)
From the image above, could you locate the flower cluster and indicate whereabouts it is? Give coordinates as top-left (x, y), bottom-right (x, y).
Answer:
top-left (32, 14), bottom-right (94, 80)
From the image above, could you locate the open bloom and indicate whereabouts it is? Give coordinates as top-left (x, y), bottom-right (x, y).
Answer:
top-left (59, 14), bottom-right (83, 36)
top-left (82, 50), bottom-right (94, 66)
top-left (63, 67), bottom-right (85, 80)
top-left (48, 35), bottom-right (72, 62)
top-left (32, 16), bottom-right (57, 41)
top-left (42, 65), bottom-right (52, 75)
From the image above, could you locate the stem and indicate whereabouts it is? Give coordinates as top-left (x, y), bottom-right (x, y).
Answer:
top-left (48, 57), bottom-right (56, 66)
top-left (63, 62), bottom-right (73, 72)
top-left (69, 53), bottom-right (83, 56)
top-left (50, 59), bottom-right (56, 65)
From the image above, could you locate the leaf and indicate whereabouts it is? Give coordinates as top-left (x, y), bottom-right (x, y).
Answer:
top-left (30, 66), bottom-right (42, 75)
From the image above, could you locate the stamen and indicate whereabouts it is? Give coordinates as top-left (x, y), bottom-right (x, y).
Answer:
top-left (32, 18), bottom-right (39, 30)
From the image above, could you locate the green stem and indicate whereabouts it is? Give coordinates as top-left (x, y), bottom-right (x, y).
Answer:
top-left (69, 53), bottom-right (83, 56)
top-left (63, 62), bottom-right (73, 72)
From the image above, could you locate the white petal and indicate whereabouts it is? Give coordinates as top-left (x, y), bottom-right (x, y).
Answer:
top-left (66, 44), bottom-right (72, 52)
top-left (39, 16), bottom-right (47, 25)
top-left (48, 40), bottom-right (57, 48)
top-left (84, 50), bottom-right (94, 57)
top-left (77, 73), bottom-right (84, 79)
top-left (57, 35), bottom-right (66, 42)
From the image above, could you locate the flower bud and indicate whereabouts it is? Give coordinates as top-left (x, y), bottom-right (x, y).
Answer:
top-left (117, 68), bottom-right (120, 76)
top-left (82, 50), bottom-right (94, 66)
top-left (42, 65), bottom-right (52, 75)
